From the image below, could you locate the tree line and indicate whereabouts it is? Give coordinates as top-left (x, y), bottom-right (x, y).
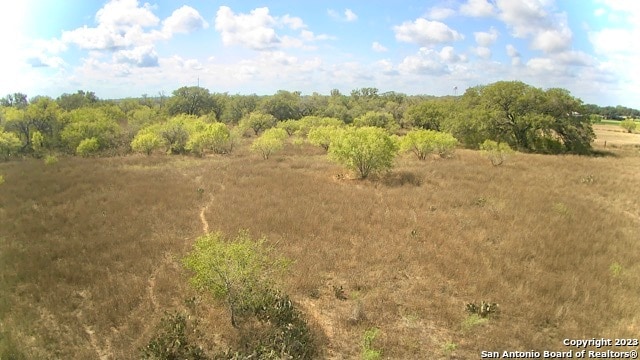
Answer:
top-left (0, 81), bottom-right (613, 161)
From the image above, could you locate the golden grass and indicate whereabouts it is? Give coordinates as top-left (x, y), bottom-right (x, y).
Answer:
top-left (0, 140), bottom-right (639, 359)
top-left (593, 124), bottom-right (640, 147)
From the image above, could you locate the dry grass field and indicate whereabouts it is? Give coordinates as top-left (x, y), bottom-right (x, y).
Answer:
top-left (1, 136), bottom-right (639, 359)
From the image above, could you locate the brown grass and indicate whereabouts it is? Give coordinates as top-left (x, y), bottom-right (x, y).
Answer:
top-left (1, 139), bottom-right (639, 359)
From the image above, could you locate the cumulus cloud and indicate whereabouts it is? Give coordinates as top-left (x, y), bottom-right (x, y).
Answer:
top-left (162, 6), bottom-right (209, 35)
top-left (398, 46), bottom-right (466, 75)
top-left (372, 41), bottom-right (388, 52)
top-left (460, 0), bottom-right (495, 17)
top-left (394, 18), bottom-right (464, 46)
top-left (113, 45), bottom-right (159, 67)
top-left (474, 27), bottom-right (498, 47)
top-left (506, 44), bottom-right (521, 65)
top-left (495, 0), bottom-right (572, 53)
top-left (215, 6), bottom-right (279, 50)
top-left (60, 0), bottom-right (168, 51)
top-left (474, 47), bottom-right (492, 59)
top-left (328, 8), bottom-right (358, 22)
top-left (426, 7), bottom-right (456, 20)
top-left (215, 6), bottom-right (331, 51)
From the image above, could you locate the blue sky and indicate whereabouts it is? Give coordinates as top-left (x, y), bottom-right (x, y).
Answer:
top-left (2, 0), bottom-right (639, 107)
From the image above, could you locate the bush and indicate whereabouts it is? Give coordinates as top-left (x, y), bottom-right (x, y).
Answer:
top-left (76, 137), bottom-right (100, 157)
top-left (480, 140), bottom-right (515, 166)
top-left (31, 130), bottom-right (45, 157)
top-left (250, 128), bottom-right (287, 159)
top-left (44, 155), bottom-right (59, 165)
top-left (329, 127), bottom-right (398, 179)
top-left (186, 123), bottom-right (231, 156)
top-left (307, 125), bottom-right (343, 151)
top-left (620, 119), bottom-right (637, 133)
top-left (353, 111), bottom-right (397, 131)
top-left (131, 132), bottom-right (162, 155)
top-left (0, 130), bottom-right (21, 160)
top-left (182, 231), bottom-right (316, 359)
top-left (277, 119), bottom-right (302, 136)
top-left (361, 328), bottom-right (382, 360)
top-left (400, 129), bottom-right (457, 160)
top-left (141, 312), bottom-right (208, 360)
top-left (239, 111), bottom-right (277, 135)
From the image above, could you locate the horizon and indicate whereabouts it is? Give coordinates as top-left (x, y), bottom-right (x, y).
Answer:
top-left (2, 0), bottom-right (639, 108)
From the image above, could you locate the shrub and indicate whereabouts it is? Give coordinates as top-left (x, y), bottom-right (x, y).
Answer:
top-left (43, 155), bottom-right (59, 165)
top-left (239, 111), bottom-right (277, 135)
top-left (328, 126), bottom-right (398, 179)
top-left (620, 119), bottom-right (637, 133)
top-left (307, 125), bottom-right (343, 151)
top-left (131, 132), bottom-right (162, 155)
top-left (479, 140), bottom-right (515, 166)
top-left (183, 230), bottom-right (290, 327)
top-left (0, 130), bottom-right (21, 160)
top-left (277, 119), bottom-right (302, 136)
top-left (31, 130), bottom-right (45, 157)
top-left (250, 128), bottom-right (287, 159)
top-left (296, 116), bottom-right (344, 136)
top-left (361, 328), bottom-right (382, 360)
top-left (76, 137), bottom-right (100, 157)
top-left (186, 123), bottom-right (231, 156)
top-left (141, 312), bottom-right (208, 360)
top-left (400, 129), bottom-right (457, 160)
top-left (353, 111), bottom-right (397, 132)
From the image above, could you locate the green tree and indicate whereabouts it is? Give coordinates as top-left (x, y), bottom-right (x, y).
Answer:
top-left (352, 111), bottom-right (397, 131)
top-left (166, 86), bottom-right (215, 116)
top-left (259, 90), bottom-right (302, 121)
top-left (620, 119), bottom-right (637, 133)
top-left (182, 230), bottom-right (289, 328)
top-left (131, 132), bottom-right (161, 155)
top-left (276, 119), bottom-right (302, 136)
top-left (60, 107), bottom-right (122, 153)
top-left (76, 137), bottom-right (100, 157)
top-left (0, 129), bottom-right (21, 160)
top-left (307, 125), bottom-right (343, 151)
top-left (186, 122), bottom-right (231, 156)
top-left (400, 129), bottom-right (457, 160)
top-left (404, 100), bottom-right (448, 130)
top-left (56, 90), bottom-right (98, 111)
top-left (239, 111), bottom-right (277, 135)
top-left (480, 140), bottom-right (515, 166)
top-left (296, 116), bottom-right (344, 136)
top-left (31, 130), bottom-right (45, 157)
top-left (25, 97), bottom-right (62, 149)
top-left (541, 88), bottom-right (594, 154)
top-left (251, 128), bottom-right (287, 159)
top-left (328, 126), bottom-right (398, 179)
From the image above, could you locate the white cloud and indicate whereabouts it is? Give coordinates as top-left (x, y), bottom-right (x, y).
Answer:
top-left (328, 8), bottom-right (358, 22)
top-left (474, 46), bottom-right (492, 59)
top-left (460, 0), bottom-right (495, 17)
top-left (95, 0), bottom-right (159, 30)
top-left (439, 46), bottom-right (467, 63)
top-left (398, 47), bottom-right (449, 75)
top-left (426, 7), bottom-right (456, 20)
top-left (345, 9), bottom-right (358, 22)
top-left (162, 6), bottom-right (209, 35)
top-left (215, 6), bottom-right (279, 50)
top-left (589, 28), bottom-right (638, 54)
top-left (495, 0), bottom-right (572, 54)
top-left (474, 27), bottom-right (498, 46)
top-left (113, 45), bottom-right (159, 67)
top-left (394, 18), bottom-right (464, 46)
top-left (281, 14), bottom-right (306, 30)
top-left (372, 41), bottom-right (388, 52)
top-left (506, 44), bottom-right (521, 65)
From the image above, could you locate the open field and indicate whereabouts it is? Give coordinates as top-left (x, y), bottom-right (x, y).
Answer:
top-left (593, 124), bottom-right (640, 148)
top-left (1, 139), bottom-right (639, 359)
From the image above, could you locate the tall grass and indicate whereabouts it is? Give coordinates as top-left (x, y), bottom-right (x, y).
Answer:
top-left (0, 142), bottom-right (639, 358)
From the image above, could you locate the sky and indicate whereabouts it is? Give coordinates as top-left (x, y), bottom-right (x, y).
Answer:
top-left (1, 0), bottom-right (639, 108)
